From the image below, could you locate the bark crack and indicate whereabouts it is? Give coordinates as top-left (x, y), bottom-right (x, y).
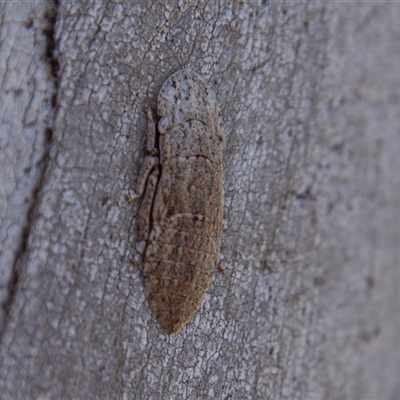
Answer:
top-left (0, 0), bottom-right (59, 337)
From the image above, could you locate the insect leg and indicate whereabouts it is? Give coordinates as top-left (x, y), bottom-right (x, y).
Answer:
top-left (145, 108), bottom-right (159, 155)
top-left (128, 155), bottom-right (159, 202)
top-left (138, 168), bottom-right (159, 242)
top-left (133, 168), bottom-right (160, 263)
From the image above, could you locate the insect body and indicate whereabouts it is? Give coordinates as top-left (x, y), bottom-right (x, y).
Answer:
top-left (133, 69), bottom-right (223, 334)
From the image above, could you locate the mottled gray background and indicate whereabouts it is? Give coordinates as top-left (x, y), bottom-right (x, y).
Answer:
top-left (1, 1), bottom-right (399, 399)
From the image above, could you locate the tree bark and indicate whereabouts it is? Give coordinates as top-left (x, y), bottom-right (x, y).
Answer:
top-left (1, 1), bottom-right (399, 399)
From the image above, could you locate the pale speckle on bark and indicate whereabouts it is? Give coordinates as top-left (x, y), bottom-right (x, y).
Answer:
top-left (1, 1), bottom-right (400, 400)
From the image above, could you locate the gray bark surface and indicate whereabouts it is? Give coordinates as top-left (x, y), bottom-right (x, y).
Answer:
top-left (1, 2), bottom-right (399, 399)
top-left (0, 1), bottom-right (56, 331)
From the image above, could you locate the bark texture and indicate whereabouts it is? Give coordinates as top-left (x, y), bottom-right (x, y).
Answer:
top-left (1, 2), bottom-right (399, 399)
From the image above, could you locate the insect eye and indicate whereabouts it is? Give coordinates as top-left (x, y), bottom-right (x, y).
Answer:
top-left (158, 116), bottom-right (169, 134)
